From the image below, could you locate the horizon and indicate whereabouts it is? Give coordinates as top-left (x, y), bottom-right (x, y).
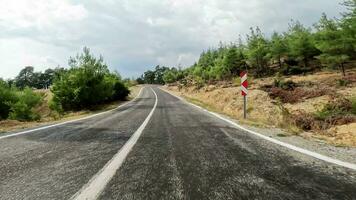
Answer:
top-left (0, 0), bottom-right (345, 79)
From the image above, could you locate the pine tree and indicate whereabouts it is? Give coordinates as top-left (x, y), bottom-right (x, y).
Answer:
top-left (246, 27), bottom-right (270, 76)
top-left (269, 32), bottom-right (288, 68)
top-left (286, 21), bottom-right (319, 72)
top-left (314, 13), bottom-right (352, 76)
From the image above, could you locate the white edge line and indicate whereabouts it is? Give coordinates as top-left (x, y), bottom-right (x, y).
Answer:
top-left (159, 87), bottom-right (356, 171)
top-left (0, 87), bottom-right (145, 140)
top-left (71, 87), bottom-right (158, 200)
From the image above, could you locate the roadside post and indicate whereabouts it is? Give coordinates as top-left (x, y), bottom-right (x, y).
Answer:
top-left (240, 71), bottom-right (248, 119)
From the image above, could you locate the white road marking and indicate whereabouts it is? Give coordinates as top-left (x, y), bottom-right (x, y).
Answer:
top-left (71, 87), bottom-right (158, 200)
top-left (160, 88), bottom-right (356, 171)
top-left (0, 87), bottom-right (144, 140)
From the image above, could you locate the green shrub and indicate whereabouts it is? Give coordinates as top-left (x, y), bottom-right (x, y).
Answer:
top-left (351, 97), bottom-right (356, 115)
top-left (273, 74), bottom-right (297, 90)
top-left (337, 79), bottom-right (351, 87)
top-left (314, 97), bottom-right (354, 121)
top-left (48, 99), bottom-right (63, 115)
top-left (112, 81), bottom-right (130, 101)
top-left (0, 81), bottom-right (18, 119)
top-left (280, 65), bottom-right (306, 75)
top-left (8, 88), bottom-right (42, 121)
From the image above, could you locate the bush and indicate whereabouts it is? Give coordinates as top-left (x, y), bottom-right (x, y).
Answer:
top-left (0, 81), bottom-right (18, 119)
top-left (337, 79), bottom-right (351, 87)
top-left (352, 98), bottom-right (356, 115)
top-left (48, 99), bottom-right (63, 115)
top-left (314, 97), bottom-right (354, 120)
top-left (112, 81), bottom-right (130, 101)
top-left (8, 88), bottom-right (42, 121)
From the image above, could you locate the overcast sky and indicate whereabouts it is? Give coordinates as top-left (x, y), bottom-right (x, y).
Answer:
top-left (0, 0), bottom-right (345, 79)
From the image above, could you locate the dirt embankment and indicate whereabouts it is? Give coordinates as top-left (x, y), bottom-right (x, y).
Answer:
top-left (0, 85), bottom-right (142, 133)
top-left (165, 71), bottom-right (356, 147)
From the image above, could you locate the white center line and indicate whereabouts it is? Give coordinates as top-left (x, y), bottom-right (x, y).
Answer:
top-left (71, 87), bottom-right (158, 200)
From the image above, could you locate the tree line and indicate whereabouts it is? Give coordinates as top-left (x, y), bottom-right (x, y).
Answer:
top-left (139, 0), bottom-right (356, 85)
top-left (0, 47), bottom-right (130, 121)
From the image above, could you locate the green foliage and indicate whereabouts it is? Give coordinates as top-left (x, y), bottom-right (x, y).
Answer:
top-left (51, 47), bottom-right (129, 111)
top-left (314, 14), bottom-right (353, 76)
top-left (246, 27), bottom-right (270, 77)
top-left (15, 66), bottom-right (35, 89)
top-left (269, 32), bottom-right (288, 68)
top-left (223, 46), bottom-right (246, 77)
top-left (1, 79), bottom-right (44, 121)
top-left (49, 99), bottom-right (63, 115)
top-left (8, 88), bottom-right (42, 121)
top-left (273, 73), bottom-right (297, 90)
top-left (0, 80), bottom-right (18, 119)
top-left (163, 70), bottom-right (177, 84)
top-left (14, 66), bottom-right (60, 89)
top-left (314, 97), bottom-right (355, 120)
top-left (286, 21), bottom-right (320, 70)
top-left (341, 0), bottom-right (356, 52)
top-left (112, 81), bottom-right (130, 101)
top-left (337, 78), bottom-right (351, 86)
top-left (351, 97), bottom-right (356, 115)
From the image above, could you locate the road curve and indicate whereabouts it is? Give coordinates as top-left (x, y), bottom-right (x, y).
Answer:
top-left (0, 86), bottom-right (355, 200)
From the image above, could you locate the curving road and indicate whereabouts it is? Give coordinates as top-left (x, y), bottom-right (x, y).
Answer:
top-left (0, 86), bottom-right (355, 200)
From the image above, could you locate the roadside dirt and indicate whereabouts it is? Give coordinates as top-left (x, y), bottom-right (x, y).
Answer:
top-left (165, 70), bottom-right (356, 147)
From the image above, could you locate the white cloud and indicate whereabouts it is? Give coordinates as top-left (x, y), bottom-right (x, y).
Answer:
top-left (0, 0), bottom-right (87, 29)
top-left (0, 0), bottom-right (346, 79)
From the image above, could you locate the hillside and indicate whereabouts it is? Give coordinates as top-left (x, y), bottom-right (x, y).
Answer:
top-left (165, 70), bottom-right (356, 147)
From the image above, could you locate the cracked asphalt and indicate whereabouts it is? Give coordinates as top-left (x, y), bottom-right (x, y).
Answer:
top-left (0, 86), bottom-right (355, 200)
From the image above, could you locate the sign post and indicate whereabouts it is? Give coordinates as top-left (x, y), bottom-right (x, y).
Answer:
top-left (240, 71), bottom-right (248, 119)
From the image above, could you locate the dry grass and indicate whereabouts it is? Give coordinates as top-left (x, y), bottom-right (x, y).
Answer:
top-left (167, 85), bottom-right (284, 128)
top-left (316, 123), bottom-right (356, 147)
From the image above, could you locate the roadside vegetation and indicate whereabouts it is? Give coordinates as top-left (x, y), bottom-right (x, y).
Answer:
top-left (0, 47), bottom-right (134, 132)
top-left (140, 0), bottom-right (356, 146)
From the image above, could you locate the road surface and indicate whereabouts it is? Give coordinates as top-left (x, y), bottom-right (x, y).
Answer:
top-left (0, 86), bottom-right (355, 200)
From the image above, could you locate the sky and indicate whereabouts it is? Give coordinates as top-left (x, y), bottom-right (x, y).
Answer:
top-left (0, 0), bottom-right (345, 79)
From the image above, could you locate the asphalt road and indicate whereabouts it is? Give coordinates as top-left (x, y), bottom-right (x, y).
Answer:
top-left (0, 86), bottom-right (355, 200)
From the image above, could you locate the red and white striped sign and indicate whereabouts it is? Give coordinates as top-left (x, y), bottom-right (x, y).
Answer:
top-left (240, 71), bottom-right (248, 96)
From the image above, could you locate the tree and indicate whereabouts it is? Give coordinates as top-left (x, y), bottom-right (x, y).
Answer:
top-left (143, 70), bottom-right (155, 84)
top-left (154, 65), bottom-right (169, 84)
top-left (314, 13), bottom-right (353, 76)
top-left (269, 32), bottom-right (288, 68)
top-left (286, 21), bottom-right (320, 71)
top-left (340, 0), bottom-right (356, 56)
top-left (51, 47), bottom-right (129, 111)
top-left (15, 66), bottom-right (35, 89)
top-left (42, 68), bottom-right (55, 89)
top-left (246, 27), bottom-right (270, 77)
top-left (223, 46), bottom-right (246, 77)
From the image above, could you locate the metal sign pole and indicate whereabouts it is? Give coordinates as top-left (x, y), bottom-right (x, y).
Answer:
top-left (243, 95), bottom-right (247, 119)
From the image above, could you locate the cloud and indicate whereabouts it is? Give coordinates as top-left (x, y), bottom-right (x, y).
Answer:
top-left (0, 0), bottom-right (345, 79)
